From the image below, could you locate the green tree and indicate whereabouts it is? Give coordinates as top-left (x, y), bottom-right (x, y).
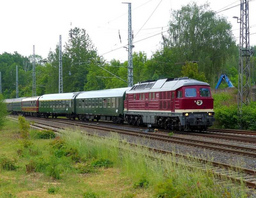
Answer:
top-left (0, 95), bottom-right (7, 129)
top-left (64, 27), bottom-right (98, 92)
top-left (166, 3), bottom-right (236, 85)
top-left (181, 62), bottom-right (207, 82)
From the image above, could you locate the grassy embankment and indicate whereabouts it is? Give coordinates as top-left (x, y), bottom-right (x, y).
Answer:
top-left (0, 117), bottom-right (248, 198)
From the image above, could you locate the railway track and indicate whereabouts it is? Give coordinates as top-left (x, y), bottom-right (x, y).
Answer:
top-left (26, 117), bottom-right (256, 158)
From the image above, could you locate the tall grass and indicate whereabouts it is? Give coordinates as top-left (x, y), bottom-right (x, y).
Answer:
top-left (1, 118), bottom-right (250, 197)
top-left (62, 130), bottom-right (248, 197)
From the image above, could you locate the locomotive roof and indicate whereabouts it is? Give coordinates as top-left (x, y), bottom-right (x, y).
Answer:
top-left (39, 92), bottom-right (80, 101)
top-left (76, 87), bottom-right (130, 99)
top-left (128, 77), bottom-right (209, 93)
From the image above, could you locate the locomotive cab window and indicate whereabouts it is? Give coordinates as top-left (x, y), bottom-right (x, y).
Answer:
top-left (199, 88), bottom-right (211, 97)
top-left (177, 91), bottom-right (182, 98)
top-left (185, 88), bottom-right (197, 97)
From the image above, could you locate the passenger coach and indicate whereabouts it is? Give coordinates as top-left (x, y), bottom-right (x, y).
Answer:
top-left (75, 88), bottom-right (129, 123)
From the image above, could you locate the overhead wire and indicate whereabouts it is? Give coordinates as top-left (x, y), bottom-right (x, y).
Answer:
top-left (135, 0), bottom-right (163, 37)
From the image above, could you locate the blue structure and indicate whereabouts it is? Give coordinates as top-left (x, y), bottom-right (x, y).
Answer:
top-left (215, 74), bottom-right (234, 89)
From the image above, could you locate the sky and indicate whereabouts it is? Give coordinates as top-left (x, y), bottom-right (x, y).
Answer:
top-left (0, 0), bottom-right (255, 63)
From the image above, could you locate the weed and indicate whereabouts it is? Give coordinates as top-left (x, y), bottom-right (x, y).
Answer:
top-left (26, 160), bottom-right (36, 173)
top-left (36, 130), bottom-right (56, 139)
top-left (83, 191), bottom-right (98, 198)
top-left (91, 159), bottom-right (113, 168)
top-left (18, 116), bottom-right (30, 139)
top-left (168, 132), bottom-right (174, 136)
top-left (76, 163), bottom-right (95, 174)
top-left (133, 177), bottom-right (149, 189)
top-left (21, 139), bottom-right (33, 148)
top-left (65, 147), bottom-right (81, 162)
top-left (0, 156), bottom-right (17, 171)
top-left (48, 186), bottom-right (58, 194)
top-left (50, 137), bottom-right (66, 149)
top-left (154, 179), bottom-right (184, 198)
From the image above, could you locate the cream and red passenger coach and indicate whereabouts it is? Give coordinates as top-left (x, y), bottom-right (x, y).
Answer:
top-left (124, 77), bottom-right (214, 130)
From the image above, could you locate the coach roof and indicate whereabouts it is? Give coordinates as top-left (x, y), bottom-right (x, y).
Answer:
top-left (39, 92), bottom-right (80, 101)
top-left (76, 88), bottom-right (130, 99)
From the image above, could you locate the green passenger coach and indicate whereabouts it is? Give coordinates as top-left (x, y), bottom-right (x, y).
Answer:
top-left (39, 92), bottom-right (80, 119)
top-left (75, 88), bottom-right (129, 123)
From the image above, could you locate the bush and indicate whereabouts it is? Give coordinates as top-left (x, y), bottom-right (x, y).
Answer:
top-left (76, 163), bottom-right (95, 174)
top-left (91, 159), bottom-right (113, 168)
top-left (83, 191), bottom-right (98, 198)
top-left (35, 130), bottom-right (56, 139)
top-left (18, 116), bottom-right (30, 139)
top-left (133, 177), bottom-right (149, 189)
top-left (0, 95), bottom-right (7, 130)
top-left (48, 186), bottom-right (59, 194)
top-left (0, 156), bottom-right (17, 171)
top-left (154, 179), bottom-right (184, 198)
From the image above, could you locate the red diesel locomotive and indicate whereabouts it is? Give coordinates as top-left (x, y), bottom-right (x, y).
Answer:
top-left (124, 77), bottom-right (214, 131)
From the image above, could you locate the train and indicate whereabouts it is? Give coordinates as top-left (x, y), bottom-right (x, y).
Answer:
top-left (4, 77), bottom-right (215, 131)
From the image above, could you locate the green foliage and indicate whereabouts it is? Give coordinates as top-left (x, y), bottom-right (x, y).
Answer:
top-left (48, 186), bottom-right (59, 194)
top-left (213, 91), bottom-right (256, 130)
top-left (154, 179), bottom-right (183, 198)
top-left (76, 163), bottom-right (95, 174)
top-left (35, 130), bottom-right (56, 139)
top-left (167, 3), bottom-right (237, 85)
top-left (91, 158), bottom-right (113, 168)
top-left (18, 116), bottom-right (30, 139)
top-left (83, 191), bottom-right (98, 198)
top-left (0, 156), bottom-right (17, 171)
top-left (133, 177), bottom-right (149, 189)
top-left (181, 62), bottom-right (207, 82)
top-left (0, 95), bottom-right (7, 130)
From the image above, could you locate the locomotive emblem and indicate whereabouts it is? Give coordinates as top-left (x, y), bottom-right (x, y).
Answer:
top-left (195, 100), bottom-right (203, 106)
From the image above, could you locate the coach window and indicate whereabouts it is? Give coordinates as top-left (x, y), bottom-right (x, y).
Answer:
top-left (177, 91), bottom-right (182, 98)
top-left (200, 88), bottom-right (211, 97)
top-left (185, 88), bottom-right (197, 97)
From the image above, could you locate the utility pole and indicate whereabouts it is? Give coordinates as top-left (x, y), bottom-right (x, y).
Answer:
top-left (234, 0), bottom-right (251, 125)
top-left (32, 45), bottom-right (36, 96)
top-left (123, 2), bottom-right (133, 87)
top-left (0, 72), bottom-right (2, 94)
top-left (16, 65), bottom-right (19, 98)
top-left (59, 35), bottom-right (63, 93)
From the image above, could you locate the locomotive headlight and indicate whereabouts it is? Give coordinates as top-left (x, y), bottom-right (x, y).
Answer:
top-left (185, 113), bottom-right (189, 117)
top-left (208, 112), bottom-right (213, 116)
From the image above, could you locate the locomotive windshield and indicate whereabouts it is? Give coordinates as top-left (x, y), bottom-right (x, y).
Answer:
top-left (200, 88), bottom-right (211, 97)
top-left (185, 88), bottom-right (197, 97)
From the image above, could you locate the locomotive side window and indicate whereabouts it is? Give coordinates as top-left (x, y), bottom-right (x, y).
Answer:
top-left (177, 91), bottom-right (182, 98)
top-left (185, 88), bottom-right (197, 97)
top-left (200, 88), bottom-right (211, 97)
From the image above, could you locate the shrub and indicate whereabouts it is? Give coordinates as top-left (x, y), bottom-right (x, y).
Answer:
top-left (154, 179), bottom-right (184, 198)
top-left (18, 116), bottom-right (30, 139)
top-left (91, 159), bottom-right (113, 168)
top-left (50, 138), bottom-right (66, 150)
top-left (35, 130), bottom-right (56, 139)
top-left (0, 156), bottom-right (17, 171)
top-left (133, 177), bottom-right (149, 189)
top-left (48, 186), bottom-right (59, 194)
top-left (0, 95), bottom-right (7, 130)
top-left (47, 164), bottom-right (62, 179)
top-left (83, 191), bottom-right (98, 198)
top-left (76, 163), bottom-right (95, 174)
